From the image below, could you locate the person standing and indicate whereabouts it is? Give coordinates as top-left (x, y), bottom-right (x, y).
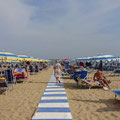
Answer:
top-left (98, 60), bottom-right (103, 71)
top-left (53, 60), bottom-right (62, 83)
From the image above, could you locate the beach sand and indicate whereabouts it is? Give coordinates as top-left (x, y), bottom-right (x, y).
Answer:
top-left (63, 72), bottom-right (120, 120)
top-left (0, 67), bottom-right (53, 120)
top-left (0, 68), bottom-right (120, 120)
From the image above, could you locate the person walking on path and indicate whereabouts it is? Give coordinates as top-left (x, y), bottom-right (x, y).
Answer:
top-left (53, 60), bottom-right (62, 83)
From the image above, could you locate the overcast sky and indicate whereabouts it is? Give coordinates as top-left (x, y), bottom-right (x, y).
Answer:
top-left (0, 0), bottom-right (120, 59)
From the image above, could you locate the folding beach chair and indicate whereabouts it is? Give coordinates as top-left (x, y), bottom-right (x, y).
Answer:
top-left (0, 70), bottom-right (6, 77)
top-left (35, 65), bottom-right (39, 72)
top-left (114, 69), bottom-right (120, 76)
top-left (14, 68), bottom-right (28, 82)
top-left (62, 69), bottom-right (68, 76)
top-left (5, 69), bottom-right (16, 84)
top-left (29, 65), bottom-right (35, 74)
top-left (0, 78), bottom-right (14, 95)
top-left (75, 71), bottom-right (102, 89)
top-left (62, 68), bottom-right (74, 76)
top-left (72, 71), bottom-right (87, 85)
top-left (71, 71), bottom-right (81, 78)
top-left (112, 90), bottom-right (120, 99)
top-left (81, 80), bottom-right (102, 89)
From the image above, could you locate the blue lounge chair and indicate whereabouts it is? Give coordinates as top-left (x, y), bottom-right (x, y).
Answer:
top-left (62, 68), bottom-right (75, 76)
top-left (72, 71), bottom-right (87, 85)
top-left (29, 65), bottom-right (35, 74)
top-left (71, 71), bottom-right (81, 78)
top-left (113, 90), bottom-right (120, 99)
top-left (80, 71), bottom-right (87, 79)
top-left (5, 69), bottom-right (16, 84)
top-left (35, 65), bottom-right (39, 72)
top-left (73, 71), bottom-right (102, 89)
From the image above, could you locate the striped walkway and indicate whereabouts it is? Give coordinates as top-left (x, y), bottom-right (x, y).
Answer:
top-left (32, 74), bottom-right (72, 120)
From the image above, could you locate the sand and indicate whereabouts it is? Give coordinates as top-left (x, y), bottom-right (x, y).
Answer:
top-left (0, 68), bottom-right (120, 120)
top-left (0, 67), bottom-right (53, 120)
top-left (63, 72), bottom-right (120, 120)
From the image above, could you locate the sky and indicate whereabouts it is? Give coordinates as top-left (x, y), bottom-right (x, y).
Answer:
top-left (0, 0), bottom-right (120, 59)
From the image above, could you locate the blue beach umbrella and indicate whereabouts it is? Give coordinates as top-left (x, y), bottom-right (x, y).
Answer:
top-left (75, 57), bottom-right (91, 61)
top-left (89, 55), bottom-right (118, 61)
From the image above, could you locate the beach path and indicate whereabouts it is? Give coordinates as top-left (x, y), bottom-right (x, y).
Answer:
top-left (32, 74), bottom-right (72, 120)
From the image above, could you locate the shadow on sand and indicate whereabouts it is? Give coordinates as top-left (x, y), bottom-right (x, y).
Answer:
top-left (70, 98), bottom-right (120, 112)
top-left (63, 82), bottom-right (102, 90)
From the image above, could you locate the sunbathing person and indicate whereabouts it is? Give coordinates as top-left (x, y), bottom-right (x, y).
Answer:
top-left (93, 70), bottom-right (110, 90)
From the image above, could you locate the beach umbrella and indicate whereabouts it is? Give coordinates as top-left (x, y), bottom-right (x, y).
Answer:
top-left (17, 55), bottom-right (31, 61)
top-left (75, 57), bottom-right (91, 61)
top-left (61, 59), bottom-right (70, 61)
top-left (31, 58), bottom-right (39, 62)
top-left (28, 57), bottom-right (38, 62)
top-left (0, 52), bottom-right (18, 62)
top-left (38, 59), bottom-right (43, 62)
top-left (11, 60), bottom-right (19, 63)
top-left (0, 59), bottom-right (12, 63)
top-left (89, 55), bottom-right (118, 61)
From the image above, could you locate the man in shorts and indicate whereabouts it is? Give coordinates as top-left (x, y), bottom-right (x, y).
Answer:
top-left (93, 70), bottom-right (110, 89)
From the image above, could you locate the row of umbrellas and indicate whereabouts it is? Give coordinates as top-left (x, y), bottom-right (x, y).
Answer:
top-left (75, 55), bottom-right (118, 62)
top-left (0, 52), bottom-right (48, 63)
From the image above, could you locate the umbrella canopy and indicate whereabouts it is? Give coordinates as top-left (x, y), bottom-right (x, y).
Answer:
top-left (17, 55), bottom-right (31, 61)
top-left (38, 59), bottom-right (43, 62)
top-left (90, 55), bottom-right (117, 61)
top-left (0, 52), bottom-right (18, 61)
top-left (30, 58), bottom-right (39, 62)
top-left (0, 59), bottom-right (12, 62)
top-left (75, 57), bottom-right (91, 61)
top-left (61, 59), bottom-right (70, 61)
top-left (75, 55), bottom-right (118, 61)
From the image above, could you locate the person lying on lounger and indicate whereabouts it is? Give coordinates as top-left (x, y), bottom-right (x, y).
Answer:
top-left (93, 70), bottom-right (110, 90)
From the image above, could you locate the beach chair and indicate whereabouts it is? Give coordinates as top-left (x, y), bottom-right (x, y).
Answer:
top-left (29, 65), bottom-right (35, 74)
top-left (70, 71), bottom-right (81, 78)
top-left (75, 71), bottom-right (102, 89)
top-left (5, 69), bottom-right (16, 84)
top-left (114, 69), bottom-right (120, 76)
top-left (70, 71), bottom-right (87, 85)
top-left (35, 65), bottom-right (39, 72)
top-left (14, 68), bottom-right (27, 82)
top-left (112, 90), bottom-right (120, 99)
top-left (62, 69), bottom-right (68, 76)
top-left (0, 78), bottom-right (14, 95)
top-left (39, 66), bottom-right (43, 71)
top-left (82, 80), bottom-right (102, 89)
top-left (0, 70), bottom-right (6, 77)
top-left (72, 71), bottom-right (86, 85)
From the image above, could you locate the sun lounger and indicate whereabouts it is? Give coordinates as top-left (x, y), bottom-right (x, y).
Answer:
top-left (112, 90), bottom-right (120, 99)
top-left (73, 71), bottom-right (103, 89)
top-left (71, 71), bottom-right (81, 79)
top-left (72, 71), bottom-right (87, 85)
top-left (14, 68), bottom-right (27, 81)
top-left (77, 76), bottom-right (102, 89)
top-left (0, 78), bottom-right (14, 95)
top-left (80, 80), bottom-right (102, 89)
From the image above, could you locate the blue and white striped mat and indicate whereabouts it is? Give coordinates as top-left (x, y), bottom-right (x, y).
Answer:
top-left (32, 74), bottom-right (72, 120)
